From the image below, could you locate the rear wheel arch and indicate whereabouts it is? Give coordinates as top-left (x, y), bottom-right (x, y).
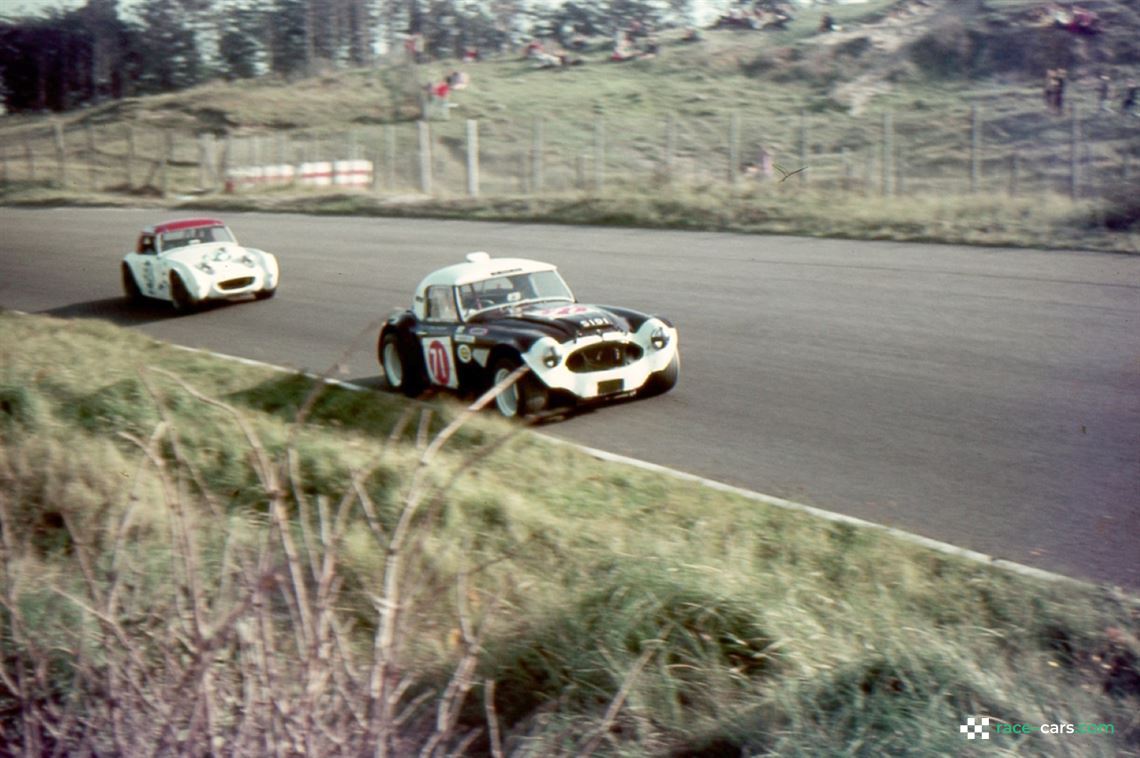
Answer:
top-left (121, 262), bottom-right (144, 302)
top-left (379, 326), bottom-right (426, 397)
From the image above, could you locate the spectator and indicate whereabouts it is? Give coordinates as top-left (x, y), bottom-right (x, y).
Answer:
top-left (1044, 69), bottom-right (1066, 114)
top-left (1122, 83), bottom-right (1138, 117)
top-left (1098, 74), bottom-right (1112, 112)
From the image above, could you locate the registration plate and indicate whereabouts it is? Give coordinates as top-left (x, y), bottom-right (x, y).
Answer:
top-left (597, 379), bottom-right (624, 396)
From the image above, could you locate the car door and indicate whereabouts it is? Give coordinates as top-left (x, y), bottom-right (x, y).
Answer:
top-left (417, 285), bottom-right (460, 389)
top-left (128, 234), bottom-right (165, 298)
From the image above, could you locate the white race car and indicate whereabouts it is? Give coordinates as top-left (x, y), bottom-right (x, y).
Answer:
top-left (121, 218), bottom-right (279, 311)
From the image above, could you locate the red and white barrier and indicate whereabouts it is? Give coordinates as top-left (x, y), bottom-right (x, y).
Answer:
top-left (226, 164), bottom-right (295, 191)
top-left (226, 160), bottom-right (373, 192)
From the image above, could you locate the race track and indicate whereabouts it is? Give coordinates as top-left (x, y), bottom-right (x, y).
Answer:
top-left (2, 207), bottom-right (1137, 587)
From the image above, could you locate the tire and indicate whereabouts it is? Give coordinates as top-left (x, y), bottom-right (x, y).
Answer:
top-left (380, 332), bottom-right (425, 397)
top-left (491, 356), bottom-right (547, 419)
top-left (170, 273), bottom-right (198, 313)
top-left (254, 287), bottom-right (276, 301)
top-left (121, 263), bottom-right (144, 303)
top-left (642, 352), bottom-right (680, 398)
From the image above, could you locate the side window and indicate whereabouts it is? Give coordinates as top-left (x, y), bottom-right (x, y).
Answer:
top-left (425, 286), bottom-right (458, 322)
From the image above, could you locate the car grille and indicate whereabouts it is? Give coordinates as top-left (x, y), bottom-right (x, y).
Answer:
top-left (218, 277), bottom-right (255, 291)
top-left (566, 342), bottom-right (643, 373)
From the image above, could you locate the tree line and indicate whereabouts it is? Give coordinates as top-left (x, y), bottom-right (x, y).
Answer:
top-left (0, 0), bottom-right (695, 114)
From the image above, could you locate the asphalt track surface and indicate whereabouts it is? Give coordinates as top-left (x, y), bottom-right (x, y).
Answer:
top-left (2, 208), bottom-right (1137, 587)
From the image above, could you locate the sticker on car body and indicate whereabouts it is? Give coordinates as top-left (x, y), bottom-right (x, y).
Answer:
top-left (423, 337), bottom-right (458, 388)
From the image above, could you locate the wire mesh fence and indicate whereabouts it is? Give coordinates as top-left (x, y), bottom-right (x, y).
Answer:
top-left (1, 98), bottom-right (1135, 202)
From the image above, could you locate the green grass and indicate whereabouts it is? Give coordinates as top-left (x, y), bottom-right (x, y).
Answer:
top-left (1, 310), bottom-right (1138, 754)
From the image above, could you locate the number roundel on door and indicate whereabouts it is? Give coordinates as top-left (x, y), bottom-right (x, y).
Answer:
top-left (423, 338), bottom-right (458, 388)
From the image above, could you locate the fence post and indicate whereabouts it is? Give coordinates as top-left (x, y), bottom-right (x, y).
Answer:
top-left (841, 147), bottom-right (851, 191)
top-left (970, 105), bottom-right (980, 193)
top-left (385, 125), bottom-right (396, 191)
top-left (53, 122), bottom-right (67, 188)
top-left (1069, 104), bottom-right (1079, 200)
top-left (865, 147), bottom-right (873, 195)
top-left (881, 111), bottom-right (893, 197)
top-left (370, 138), bottom-right (380, 192)
top-left (594, 117), bottom-right (605, 192)
top-left (664, 114), bottom-right (675, 182)
top-left (531, 116), bottom-right (543, 194)
top-left (159, 130), bottom-right (170, 197)
top-left (198, 134), bottom-right (209, 190)
top-left (1124, 150), bottom-right (1131, 183)
top-left (1, 146), bottom-right (8, 185)
top-left (798, 109), bottom-right (808, 184)
top-left (896, 148), bottom-right (904, 195)
top-left (466, 118), bottom-right (479, 198)
top-left (86, 124), bottom-right (97, 190)
top-left (728, 112), bottom-right (739, 185)
top-left (220, 134), bottom-right (232, 190)
top-left (417, 120), bottom-right (432, 194)
top-left (125, 125), bottom-right (135, 189)
top-left (26, 140), bottom-right (36, 183)
top-left (1009, 151), bottom-right (1019, 197)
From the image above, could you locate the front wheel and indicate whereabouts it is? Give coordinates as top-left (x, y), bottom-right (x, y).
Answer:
top-left (254, 286), bottom-right (276, 301)
top-left (380, 332), bottom-right (425, 397)
top-left (122, 263), bottom-right (143, 303)
top-left (491, 356), bottom-right (547, 418)
top-left (642, 352), bottom-right (680, 397)
top-left (170, 273), bottom-right (198, 313)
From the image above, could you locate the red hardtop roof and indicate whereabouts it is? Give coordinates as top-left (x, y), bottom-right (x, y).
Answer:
top-left (149, 218), bottom-right (226, 235)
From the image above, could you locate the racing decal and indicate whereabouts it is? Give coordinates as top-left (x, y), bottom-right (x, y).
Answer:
top-left (455, 333), bottom-right (476, 344)
top-left (456, 344), bottom-right (473, 363)
top-left (142, 260), bottom-right (156, 294)
top-left (534, 305), bottom-right (590, 317)
top-left (472, 348), bottom-right (490, 367)
top-left (422, 337), bottom-right (458, 388)
top-left (467, 327), bottom-right (489, 336)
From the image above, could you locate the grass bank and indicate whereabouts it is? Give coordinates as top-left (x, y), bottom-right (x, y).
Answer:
top-left (1, 310), bottom-right (1138, 755)
top-left (2, 182), bottom-right (1135, 254)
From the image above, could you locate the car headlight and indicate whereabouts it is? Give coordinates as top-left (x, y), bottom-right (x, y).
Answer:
top-left (197, 261), bottom-right (214, 274)
top-left (650, 326), bottom-right (669, 350)
top-left (542, 343), bottom-right (561, 368)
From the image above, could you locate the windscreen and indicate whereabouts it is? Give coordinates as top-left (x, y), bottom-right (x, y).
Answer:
top-left (457, 270), bottom-right (574, 319)
top-left (160, 225), bottom-right (234, 251)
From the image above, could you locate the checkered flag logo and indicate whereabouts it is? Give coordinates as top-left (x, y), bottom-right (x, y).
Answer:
top-left (960, 716), bottom-right (990, 740)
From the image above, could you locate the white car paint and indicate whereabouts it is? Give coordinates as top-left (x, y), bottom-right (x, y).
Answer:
top-left (121, 219), bottom-right (279, 308)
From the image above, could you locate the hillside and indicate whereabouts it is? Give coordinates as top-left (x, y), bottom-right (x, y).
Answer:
top-left (0, 0), bottom-right (1137, 251)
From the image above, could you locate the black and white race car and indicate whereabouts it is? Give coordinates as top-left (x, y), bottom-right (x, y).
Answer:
top-left (378, 253), bottom-right (680, 418)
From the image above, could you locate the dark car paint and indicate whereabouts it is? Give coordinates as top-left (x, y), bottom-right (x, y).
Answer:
top-left (379, 301), bottom-right (660, 394)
